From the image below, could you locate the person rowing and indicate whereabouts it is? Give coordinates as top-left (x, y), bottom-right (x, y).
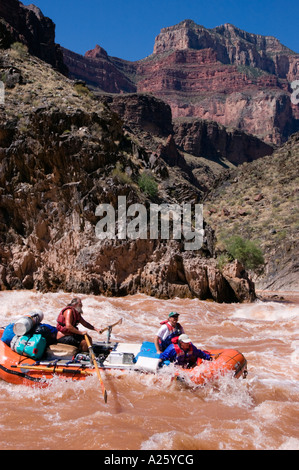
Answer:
top-left (56, 297), bottom-right (101, 352)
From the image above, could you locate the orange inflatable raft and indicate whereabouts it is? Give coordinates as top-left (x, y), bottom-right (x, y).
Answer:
top-left (174, 349), bottom-right (248, 385)
top-left (0, 329), bottom-right (247, 387)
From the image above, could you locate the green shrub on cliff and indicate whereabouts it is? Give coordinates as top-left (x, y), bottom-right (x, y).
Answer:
top-left (224, 235), bottom-right (265, 271)
top-left (138, 171), bottom-right (158, 198)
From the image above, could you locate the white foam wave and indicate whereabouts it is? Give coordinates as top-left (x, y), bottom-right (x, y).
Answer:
top-left (278, 437), bottom-right (299, 450)
top-left (232, 301), bottom-right (299, 322)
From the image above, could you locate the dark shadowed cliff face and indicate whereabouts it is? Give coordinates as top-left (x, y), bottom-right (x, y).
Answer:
top-left (204, 132), bottom-right (299, 291)
top-left (0, 42), bottom-right (255, 302)
top-left (0, 0), bottom-right (67, 75)
top-left (173, 118), bottom-right (274, 165)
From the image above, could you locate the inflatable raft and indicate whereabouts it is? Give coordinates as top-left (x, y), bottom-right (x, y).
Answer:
top-left (0, 328), bottom-right (247, 387)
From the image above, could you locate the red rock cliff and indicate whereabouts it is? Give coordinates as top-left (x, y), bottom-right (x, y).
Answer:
top-left (137, 20), bottom-right (299, 144)
top-left (63, 19), bottom-right (299, 145)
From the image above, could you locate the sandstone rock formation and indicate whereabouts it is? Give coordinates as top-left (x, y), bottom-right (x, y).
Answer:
top-left (0, 102), bottom-right (254, 302)
top-left (4, 1), bottom-right (297, 299)
top-left (62, 19), bottom-right (299, 145)
top-left (137, 21), bottom-right (299, 145)
top-left (0, 37), bottom-right (255, 302)
top-left (63, 45), bottom-right (135, 93)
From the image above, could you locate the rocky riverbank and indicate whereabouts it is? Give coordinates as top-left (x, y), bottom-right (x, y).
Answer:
top-left (1, 1), bottom-right (298, 299)
top-left (0, 40), bottom-right (255, 302)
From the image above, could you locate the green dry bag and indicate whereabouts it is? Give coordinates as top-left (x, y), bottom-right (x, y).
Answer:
top-left (13, 334), bottom-right (46, 360)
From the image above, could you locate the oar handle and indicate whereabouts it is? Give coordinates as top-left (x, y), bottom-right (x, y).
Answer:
top-left (99, 318), bottom-right (122, 335)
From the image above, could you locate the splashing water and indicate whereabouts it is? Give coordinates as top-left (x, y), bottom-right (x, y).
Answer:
top-left (0, 290), bottom-right (298, 450)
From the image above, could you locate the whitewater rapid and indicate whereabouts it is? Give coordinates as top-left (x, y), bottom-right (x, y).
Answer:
top-left (0, 290), bottom-right (298, 450)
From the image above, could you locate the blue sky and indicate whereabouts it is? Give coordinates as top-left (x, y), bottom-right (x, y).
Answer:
top-left (25, 0), bottom-right (299, 61)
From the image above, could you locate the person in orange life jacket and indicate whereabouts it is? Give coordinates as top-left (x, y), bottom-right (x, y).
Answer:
top-left (154, 312), bottom-right (185, 353)
top-left (159, 334), bottom-right (211, 368)
top-left (56, 297), bottom-right (102, 352)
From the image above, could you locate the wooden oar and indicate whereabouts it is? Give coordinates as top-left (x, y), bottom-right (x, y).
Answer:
top-left (12, 364), bottom-right (91, 376)
top-left (99, 318), bottom-right (122, 342)
top-left (84, 334), bottom-right (108, 403)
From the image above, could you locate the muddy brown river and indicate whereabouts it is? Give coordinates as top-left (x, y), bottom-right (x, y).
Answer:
top-left (0, 290), bottom-right (298, 451)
